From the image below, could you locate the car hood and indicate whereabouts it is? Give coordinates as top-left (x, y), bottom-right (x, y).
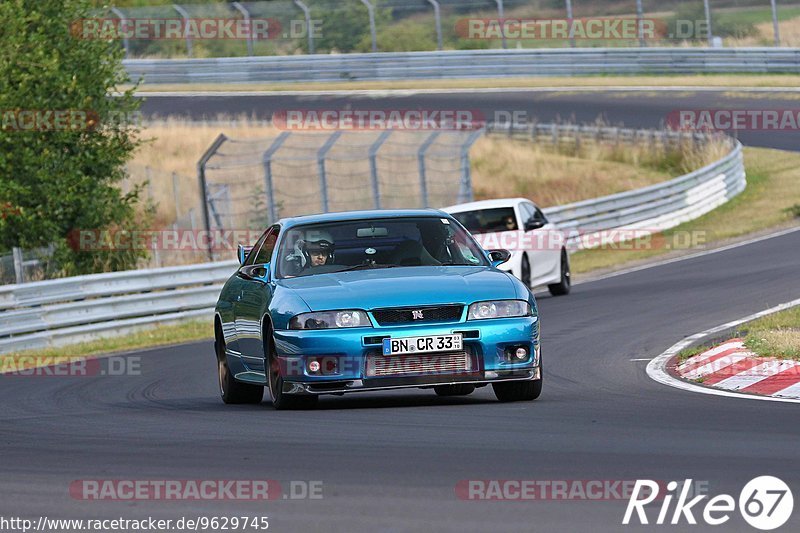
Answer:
top-left (276, 266), bottom-right (517, 311)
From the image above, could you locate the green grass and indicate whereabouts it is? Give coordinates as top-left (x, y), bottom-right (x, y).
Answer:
top-left (0, 320), bottom-right (212, 368)
top-left (678, 306), bottom-right (800, 363)
top-left (741, 307), bottom-right (800, 359)
top-left (571, 147), bottom-right (800, 274)
top-left (716, 5), bottom-right (800, 25)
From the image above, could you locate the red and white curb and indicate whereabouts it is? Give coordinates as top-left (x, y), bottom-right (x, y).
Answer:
top-left (647, 298), bottom-right (800, 404)
top-left (674, 339), bottom-right (800, 399)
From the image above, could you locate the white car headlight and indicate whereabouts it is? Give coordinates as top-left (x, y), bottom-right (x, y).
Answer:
top-left (467, 300), bottom-right (531, 320)
top-left (289, 310), bottom-right (371, 330)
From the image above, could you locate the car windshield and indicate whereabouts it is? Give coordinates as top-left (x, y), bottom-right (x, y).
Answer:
top-left (276, 216), bottom-right (489, 278)
top-left (451, 207), bottom-right (517, 234)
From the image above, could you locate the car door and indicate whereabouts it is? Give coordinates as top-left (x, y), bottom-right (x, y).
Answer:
top-left (523, 202), bottom-right (560, 284)
top-left (233, 225), bottom-right (279, 373)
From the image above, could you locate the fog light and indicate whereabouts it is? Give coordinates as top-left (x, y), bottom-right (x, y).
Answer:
top-left (308, 360), bottom-right (321, 373)
top-left (515, 347), bottom-right (528, 360)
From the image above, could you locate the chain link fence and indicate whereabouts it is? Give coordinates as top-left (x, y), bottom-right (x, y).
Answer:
top-left (91, 0), bottom-right (783, 59)
top-left (198, 129), bottom-right (483, 259)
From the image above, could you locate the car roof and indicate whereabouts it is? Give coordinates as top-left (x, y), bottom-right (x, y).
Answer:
top-left (440, 198), bottom-right (532, 213)
top-left (278, 209), bottom-right (451, 230)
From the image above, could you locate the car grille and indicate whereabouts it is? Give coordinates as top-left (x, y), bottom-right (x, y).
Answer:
top-left (371, 305), bottom-right (463, 326)
top-left (366, 351), bottom-right (471, 377)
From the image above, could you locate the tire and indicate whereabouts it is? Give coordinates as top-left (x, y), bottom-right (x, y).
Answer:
top-left (492, 377), bottom-right (542, 402)
top-left (434, 384), bottom-right (476, 396)
top-left (548, 249), bottom-right (571, 296)
top-left (216, 330), bottom-right (264, 405)
top-left (520, 254), bottom-right (532, 288)
top-left (264, 323), bottom-right (318, 410)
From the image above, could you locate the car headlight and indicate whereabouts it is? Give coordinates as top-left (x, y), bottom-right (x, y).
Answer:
top-left (467, 300), bottom-right (531, 320)
top-left (289, 310), bottom-right (371, 330)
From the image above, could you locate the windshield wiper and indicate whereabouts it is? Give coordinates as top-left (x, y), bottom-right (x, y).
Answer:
top-left (336, 263), bottom-right (403, 272)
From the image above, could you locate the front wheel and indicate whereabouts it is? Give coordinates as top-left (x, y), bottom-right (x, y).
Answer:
top-left (216, 336), bottom-right (263, 405)
top-left (265, 324), bottom-right (318, 410)
top-left (492, 378), bottom-right (542, 402)
top-left (548, 249), bottom-right (571, 296)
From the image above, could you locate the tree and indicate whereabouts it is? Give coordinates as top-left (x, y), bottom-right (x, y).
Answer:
top-left (0, 0), bottom-right (147, 276)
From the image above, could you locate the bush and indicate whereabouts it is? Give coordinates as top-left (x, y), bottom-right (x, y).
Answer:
top-left (0, 0), bottom-right (148, 276)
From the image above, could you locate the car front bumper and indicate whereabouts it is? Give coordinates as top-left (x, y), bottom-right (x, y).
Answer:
top-left (272, 316), bottom-right (540, 395)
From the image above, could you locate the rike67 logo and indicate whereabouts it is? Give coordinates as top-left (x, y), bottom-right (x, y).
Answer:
top-left (623, 477), bottom-right (793, 530)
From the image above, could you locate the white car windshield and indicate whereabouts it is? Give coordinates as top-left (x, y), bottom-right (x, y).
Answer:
top-left (451, 207), bottom-right (517, 233)
top-left (276, 216), bottom-right (489, 278)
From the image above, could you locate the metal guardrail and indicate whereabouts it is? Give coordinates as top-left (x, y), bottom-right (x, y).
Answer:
top-left (125, 47), bottom-right (800, 84)
top-left (490, 123), bottom-right (746, 248)
top-left (0, 124), bottom-right (745, 354)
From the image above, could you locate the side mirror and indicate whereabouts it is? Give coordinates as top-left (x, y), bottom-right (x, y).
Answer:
top-left (237, 244), bottom-right (253, 266)
top-left (487, 249), bottom-right (511, 268)
top-left (238, 264), bottom-right (270, 283)
top-left (524, 218), bottom-right (546, 231)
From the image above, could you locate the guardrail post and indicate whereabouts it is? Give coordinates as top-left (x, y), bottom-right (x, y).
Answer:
top-left (12, 247), bottom-right (24, 285)
top-left (493, 0), bottom-right (507, 49)
top-left (262, 132), bottom-right (291, 223)
top-left (197, 133), bottom-right (227, 260)
top-left (369, 130), bottom-right (392, 209)
top-left (426, 0), bottom-right (443, 50)
top-left (771, 0), bottom-right (781, 46)
top-left (110, 7), bottom-right (130, 57)
top-left (458, 128), bottom-right (484, 204)
top-left (565, 0), bottom-right (575, 48)
top-left (317, 131), bottom-right (342, 213)
top-left (294, 0), bottom-right (315, 54)
top-left (232, 2), bottom-right (254, 56)
top-left (417, 132), bottom-right (440, 208)
top-left (635, 0), bottom-right (645, 47)
top-left (702, 0), bottom-right (713, 46)
top-left (172, 4), bottom-right (193, 57)
top-left (360, 0), bottom-right (378, 53)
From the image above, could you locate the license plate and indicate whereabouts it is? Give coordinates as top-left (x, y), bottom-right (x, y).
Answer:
top-left (382, 334), bottom-right (463, 356)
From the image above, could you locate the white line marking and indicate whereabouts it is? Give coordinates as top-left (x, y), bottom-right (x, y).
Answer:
top-left (646, 298), bottom-right (800, 404)
top-left (630, 358), bottom-right (652, 361)
top-left (132, 86), bottom-right (800, 98)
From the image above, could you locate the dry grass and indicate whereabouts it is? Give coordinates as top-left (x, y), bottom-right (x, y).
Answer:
top-left (127, 74), bottom-right (800, 94)
top-left (471, 136), bottom-right (672, 207)
top-left (729, 18), bottom-right (800, 47)
top-left (131, 118), bottom-right (722, 224)
top-left (570, 146), bottom-right (800, 274)
top-left (130, 117), bottom-right (277, 227)
top-left (0, 320), bottom-right (211, 366)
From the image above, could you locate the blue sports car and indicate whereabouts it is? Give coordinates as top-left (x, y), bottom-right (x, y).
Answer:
top-left (214, 209), bottom-right (542, 409)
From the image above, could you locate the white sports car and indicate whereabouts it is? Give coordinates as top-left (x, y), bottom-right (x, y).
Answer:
top-left (442, 198), bottom-right (571, 296)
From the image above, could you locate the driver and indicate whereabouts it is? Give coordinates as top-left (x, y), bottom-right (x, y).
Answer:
top-left (301, 229), bottom-right (335, 268)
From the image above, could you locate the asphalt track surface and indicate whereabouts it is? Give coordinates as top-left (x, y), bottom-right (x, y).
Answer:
top-left (140, 89), bottom-right (800, 150)
top-left (2, 90), bottom-right (800, 532)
